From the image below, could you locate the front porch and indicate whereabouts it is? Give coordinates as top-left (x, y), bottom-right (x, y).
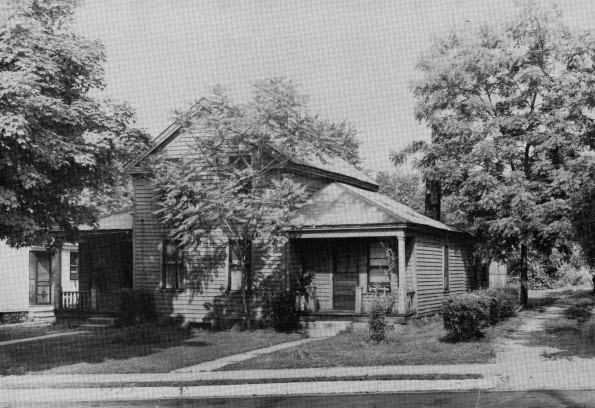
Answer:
top-left (290, 234), bottom-right (418, 319)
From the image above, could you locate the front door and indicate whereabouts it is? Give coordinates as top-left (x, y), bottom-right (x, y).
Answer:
top-left (29, 252), bottom-right (52, 305)
top-left (333, 241), bottom-right (359, 310)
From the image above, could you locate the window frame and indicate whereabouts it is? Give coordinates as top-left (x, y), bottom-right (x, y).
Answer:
top-left (69, 251), bottom-right (79, 281)
top-left (367, 240), bottom-right (392, 293)
top-left (161, 240), bottom-right (185, 290)
top-left (228, 240), bottom-right (252, 292)
top-left (443, 245), bottom-right (450, 291)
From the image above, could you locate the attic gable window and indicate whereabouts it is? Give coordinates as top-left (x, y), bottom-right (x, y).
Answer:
top-left (228, 154), bottom-right (252, 170)
top-left (227, 154), bottom-right (252, 193)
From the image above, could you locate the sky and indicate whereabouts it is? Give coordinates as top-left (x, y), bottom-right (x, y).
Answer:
top-left (75, 0), bottom-right (595, 171)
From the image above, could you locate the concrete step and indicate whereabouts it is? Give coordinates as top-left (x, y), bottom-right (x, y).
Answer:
top-left (306, 321), bottom-right (354, 337)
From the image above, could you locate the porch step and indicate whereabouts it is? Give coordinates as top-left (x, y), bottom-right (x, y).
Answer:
top-left (80, 317), bottom-right (120, 331)
top-left (305, 321), bottom-right (354, 337)
top-left (28, 306), bottom-right (55, 324)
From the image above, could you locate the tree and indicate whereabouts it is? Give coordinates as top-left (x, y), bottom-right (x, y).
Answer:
top-left (376, 169), bottom-right (425, 213)
top-left (0, 0), bottom-right (149, 247)
top-left (404, 1), bottom-right (595, 305)
top-left (151, 79), bottom-right (361, 328)
top-left (568, 155), bottom-right (595, 292)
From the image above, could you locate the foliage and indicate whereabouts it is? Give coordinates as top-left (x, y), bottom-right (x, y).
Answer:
top-left (403, 1), bottom-right (595, 304)
top-left (296, 269), bottom-right (316, 292)
top-left (376, 169), bottom-right (425, 213)
top-left (485, 287), bottom-right (520, 323)
top-left (569, 156), bottom-right (595, 278)
top-left (151, 78), bottom-right (362, 328)
top-left (0, 312), bottom-right (28, 325)
top-left (114, 289), bottom-right (156, 327)
top-left (442, 293), bottom-right (491, 340)
top-left (368, 294), bottom-right (395, 342)
top-left (262, 290), bottom-right (301, 333)
top-left (565, 298), bottom-right (594, 322)
top-left (580, 317), bottom-right (595, 345)
top-left (0, 0), bottom-right (150, 247)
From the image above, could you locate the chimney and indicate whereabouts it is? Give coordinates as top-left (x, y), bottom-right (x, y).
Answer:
top-left (424, 179), bottom-right (441, 221)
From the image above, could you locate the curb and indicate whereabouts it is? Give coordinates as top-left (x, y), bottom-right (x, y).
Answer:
top-left (0, 377), bottom-right (500, 402)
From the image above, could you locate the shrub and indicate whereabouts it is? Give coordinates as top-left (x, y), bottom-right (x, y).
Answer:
top-left (114, 289), bottom-right (156, 327)
top-left (580, 317), bottom-right (595, 345)
top-left (485, 287), bottom-right (520, 323)
top-left (262, 291), bottom-right (301, 333)
top-left (0, 312), bottom-right (28, 325)
top-left (442, 293), bottom-right (491, 341)
top-left (566, 298), bottom-right (594, 322)
top-left (368, 294), bottom-right (395, 342)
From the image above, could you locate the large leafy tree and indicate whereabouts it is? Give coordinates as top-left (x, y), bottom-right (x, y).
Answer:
top-left (0, 0), bottom-right (149, 247)
top-left (376, 169), bottom-right (425, 213)
top-left (403, 1), bottom-right (595, 304)
top-left (152, 79), bottom-right (361, 328)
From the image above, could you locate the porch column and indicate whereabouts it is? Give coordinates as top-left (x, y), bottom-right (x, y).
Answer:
top-left (53, 249), bottom-right (62, 310)
top-left (396, 231), bottom-right (406, 314)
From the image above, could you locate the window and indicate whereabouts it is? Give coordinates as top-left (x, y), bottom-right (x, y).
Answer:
top-left (228, 241), bottom-right (251, 291)
top-left (443, 246), bottom-right (450, 291)
top-left (69, 252), bottom-right (79, 281)
top-left (368, 241), bottom-right (391, 292)
top-left (228, 154), bottom-right (252, 193)
top-left (162, 240), bottom-right (185, 290)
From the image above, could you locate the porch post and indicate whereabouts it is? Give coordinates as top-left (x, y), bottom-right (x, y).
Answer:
top-left (396, 231), bottom-right (406, 314)
top-left (53, 249), bottom-right (62, 310)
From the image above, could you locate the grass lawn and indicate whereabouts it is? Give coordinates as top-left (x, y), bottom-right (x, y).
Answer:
top-left (221, 314), bottom-right (526, 371)
top-left (0, 324), bottom-right (78, 342)
top-left (0, 326), bottom-right (302, 375)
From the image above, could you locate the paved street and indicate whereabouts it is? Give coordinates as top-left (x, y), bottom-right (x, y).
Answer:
top-left (20, 391), bottom-right (595, 408)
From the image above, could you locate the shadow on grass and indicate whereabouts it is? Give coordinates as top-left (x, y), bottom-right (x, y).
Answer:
top-left (0, 326), bottom-right (195, 376)
top-left (521, 290), bottom-right (595, 361)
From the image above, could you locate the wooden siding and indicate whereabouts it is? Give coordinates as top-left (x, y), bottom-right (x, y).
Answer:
top-left (0, 241), bottom-right (29, 313)
top-left (415, 233), bottom-right (474, 316)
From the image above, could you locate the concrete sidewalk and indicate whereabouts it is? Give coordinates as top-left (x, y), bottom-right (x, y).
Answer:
top-left (1, 295), bottom-right (594, 401)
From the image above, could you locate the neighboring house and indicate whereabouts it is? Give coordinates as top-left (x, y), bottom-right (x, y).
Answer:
top-left (127, 99), bottom-right (487, 326)
top-left (0, 241), bottom-right (78, 322)
top-left (0, 211), bottom-right (133, 322)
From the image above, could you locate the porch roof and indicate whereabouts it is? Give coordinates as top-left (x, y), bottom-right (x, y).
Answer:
top-left (291, 183), bottom-right (459, 234)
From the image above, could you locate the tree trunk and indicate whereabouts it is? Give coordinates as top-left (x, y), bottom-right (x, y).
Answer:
top-left (241, 261), bottom-right (251, 330)
top-left (520, 244), bottom-right (529, 306)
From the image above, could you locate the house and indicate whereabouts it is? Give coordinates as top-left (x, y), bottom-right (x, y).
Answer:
top-left (0, 210), bottom-right (133, 323)
top-left (126, 99), bottom-right (486, 326)
top-left (0, 241), bottom-right (78, 323)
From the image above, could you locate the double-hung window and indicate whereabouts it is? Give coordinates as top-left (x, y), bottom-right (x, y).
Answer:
top-left (443, 245), bottom-right (450, 291)
top-left (162, 240), bottom-right (185, 290)
top-left (228, 241), bottom-right (251, 291)
top-left (368, 241), bottom-right (391, 292)
top-left (69, 252), bottom-right (79, 281)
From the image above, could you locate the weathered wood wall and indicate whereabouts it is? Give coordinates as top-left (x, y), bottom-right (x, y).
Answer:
top-left (415, 233), bottom-right (474, 316)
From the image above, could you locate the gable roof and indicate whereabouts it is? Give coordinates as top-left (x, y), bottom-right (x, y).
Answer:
top-left (291, 183), bottom-right (459, 233)
top-left (126, 99), bottom-right (378, 191)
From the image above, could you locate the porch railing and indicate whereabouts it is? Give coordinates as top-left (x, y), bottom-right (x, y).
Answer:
top-left (60, 291), bottom-right (92, 310)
